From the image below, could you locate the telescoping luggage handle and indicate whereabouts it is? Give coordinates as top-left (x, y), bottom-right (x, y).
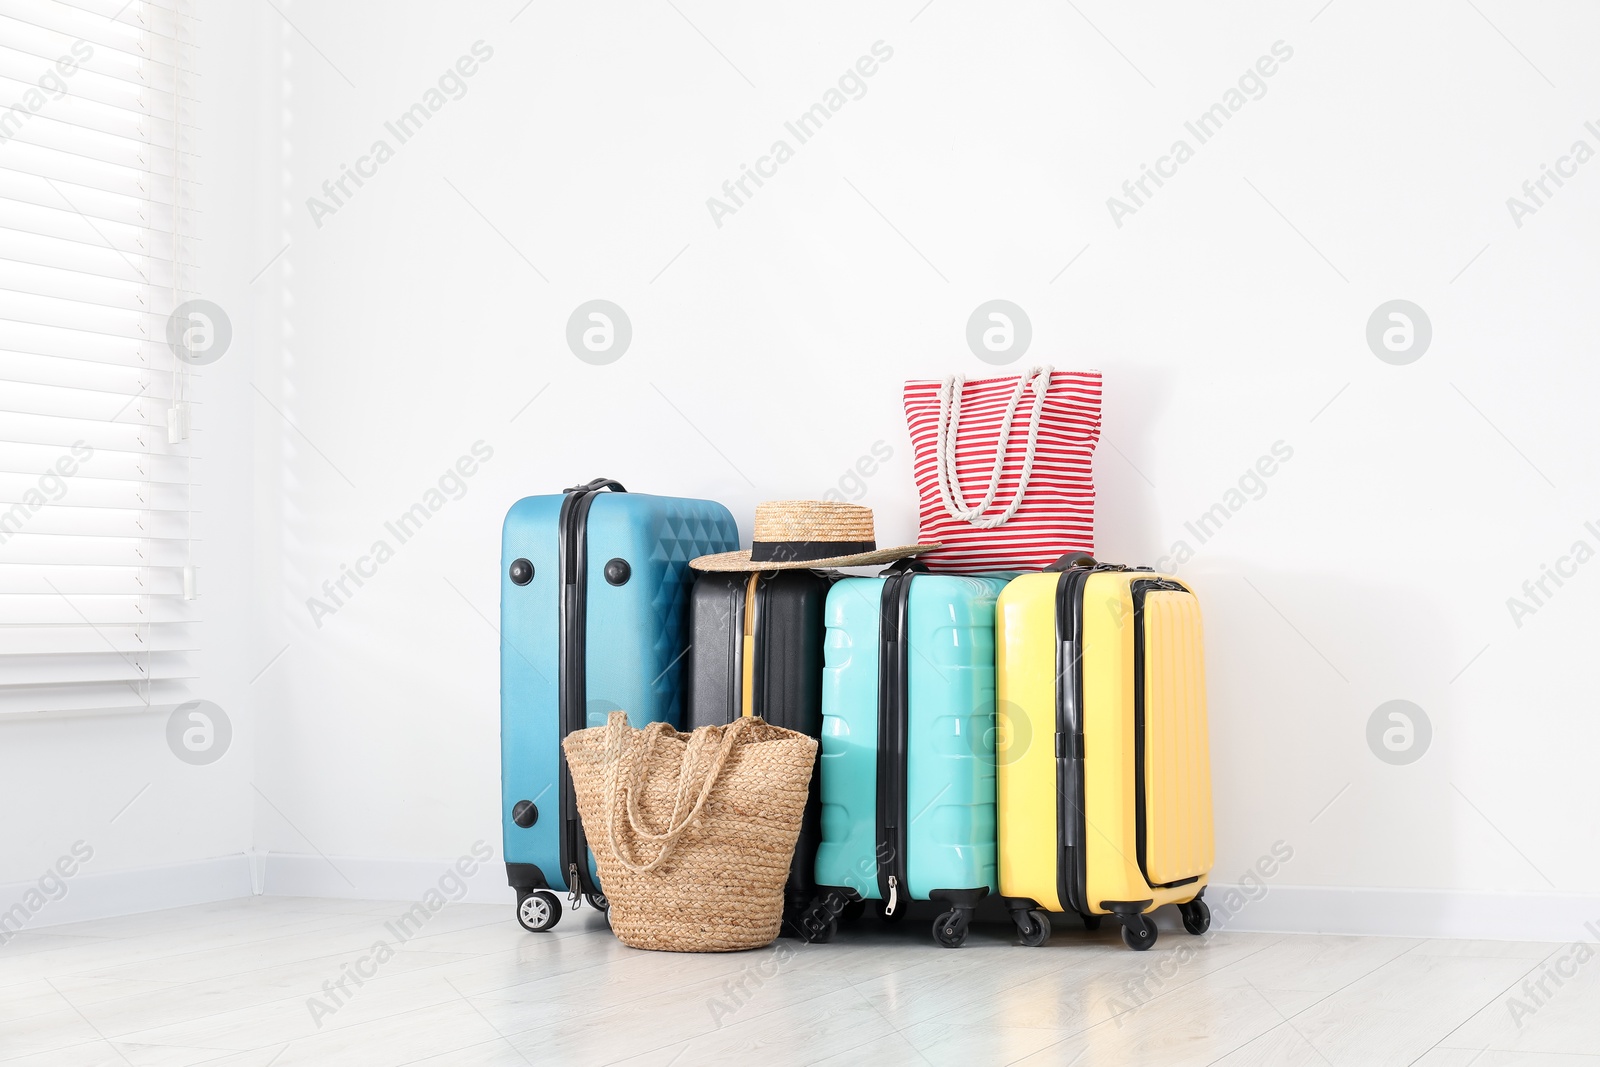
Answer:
top-left (1042, 553), bottom-right (1155, 574)
top-left (564, 478), bottom-right (627, 495)
top-left (556, 475), bottom-right (626, 910)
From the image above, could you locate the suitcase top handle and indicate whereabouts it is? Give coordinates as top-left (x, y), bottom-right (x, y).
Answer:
top-left (1043, 551), bottom-right (1096, 572)
top-left (564, 478), bottom-right (627, 495)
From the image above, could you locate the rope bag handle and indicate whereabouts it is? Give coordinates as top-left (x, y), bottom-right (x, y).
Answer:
top-left (933, 365), bottom-right (1053, 530)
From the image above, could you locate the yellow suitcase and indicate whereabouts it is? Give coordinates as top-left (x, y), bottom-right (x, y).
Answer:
top-left (996, 553), bottom-right (1213, 950)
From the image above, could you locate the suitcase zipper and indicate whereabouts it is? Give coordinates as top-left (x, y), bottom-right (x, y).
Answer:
top-left (1053, 566), bottom-right (1090, 918)
top-left (556, 482), bottom-right (616, 907)
top-left (876, 571), bottom-right (914, 911)
top-left (1130, 578), bottom-right (1201, 892)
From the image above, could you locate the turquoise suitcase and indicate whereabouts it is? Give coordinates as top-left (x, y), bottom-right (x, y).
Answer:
top-left (812, 564), bottom-right (1008, 947)
top-left (500, 479), bottom-right (737, 933)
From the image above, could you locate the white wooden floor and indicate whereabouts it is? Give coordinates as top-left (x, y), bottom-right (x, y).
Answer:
top-left (2, 896), bottom-right (1596, 1066)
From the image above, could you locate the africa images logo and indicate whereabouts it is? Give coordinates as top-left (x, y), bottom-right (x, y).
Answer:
top-left (1106, 41), bottom-right (1294, 228)
top-left (306, 442), bottom-right (494, 628)
top-left (305, 42), bottom-right (495, 229)
top-left (705, 41), bottom-right (894, 228)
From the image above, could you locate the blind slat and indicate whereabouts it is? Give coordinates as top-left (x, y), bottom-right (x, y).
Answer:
top-left (0, 221), bottom-right (195, 270)
top-left (0, 512), bottom-right (192, 539)
top-left (0, 535), bottom-right (194, 564)
top-left (0, 142), bottom-right (199, 205)
top-left (0, 566), bottom-right (189, 594)
top-left (0, 418), bottom-right (196, 451)
top-left (0, 34), bottom-right (196, 88)
top-left (0, 654), bottom-right (195, 686)
top-left (0, 401), bottom-right (181, 433)
top-left (0, 592), bottom-right (192, 624)
top-left (0, 163), bottom-right (193, 211)
top-left (0, 477), bottom-right (196, 509)
top-left (0, 682), bottom-right (191, 716)
top-left (0, 623), bottom-right (194, 654)
top-left (0, 182), bottom-right (201, 234)
top-left (0, 439), bottom-right (193, 477)
top-left (0, 70), bottom-right (191, 135)
top-left (0, 271), bottom-right (185, 317)
top-left (0, 7), bottom-right (195, 68)
top-left (0, 198), bottom-right (199, 253)
top-left (1, 120), bottom-right (196, 177)
top-left (0, 354), bottom-right (190, 397)
top-left (0, 62), bottom-right (191, 125)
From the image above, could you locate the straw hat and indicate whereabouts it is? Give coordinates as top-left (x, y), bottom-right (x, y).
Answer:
top-left (690, 501), bottom-right (940, 572)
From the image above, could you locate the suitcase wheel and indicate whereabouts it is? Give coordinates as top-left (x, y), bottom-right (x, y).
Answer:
top-left (793, 895), bottom-right (840, 943)
top-left (1081, 913), bottom-right (1102, 932)
top-left (585, 891), bottom-right (608, 913)
top-left (932, 909), bottom-right (972, 949)
top-left (516, 889), bottom-right (562, 933)
top-left (1178, 897), bottom-right (1210, 936)
top-left (840, 898), bottom-right (867, 924)
top-left (1119, 912), bottom-right (1157, 951)
top-left (1013, 909), bottom-right (1051, 947)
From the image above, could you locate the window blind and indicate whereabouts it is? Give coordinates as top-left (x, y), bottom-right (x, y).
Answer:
top-left (0, 0), bottom-right (199, 716)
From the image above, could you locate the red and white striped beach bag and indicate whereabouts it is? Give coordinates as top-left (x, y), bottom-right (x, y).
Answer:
top-left (903, 367), bottom-right (1102, 572)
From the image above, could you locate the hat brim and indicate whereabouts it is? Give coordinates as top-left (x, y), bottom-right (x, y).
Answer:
top-left (690, 543), bottom-right (943, 572)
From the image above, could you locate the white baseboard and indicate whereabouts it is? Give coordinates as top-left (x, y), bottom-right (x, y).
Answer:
top-left (8, 858), bottom-right (1597, 943)
top-left (259, 852), bottom-right (514, 905)
top-left (1207, 883), bottom-right (1600, 943)
top-left (0, 855), bottom-right (254, 934)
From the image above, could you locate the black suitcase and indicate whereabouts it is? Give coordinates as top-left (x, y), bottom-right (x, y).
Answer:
top-left (684, 569), bottom-right (831, 938)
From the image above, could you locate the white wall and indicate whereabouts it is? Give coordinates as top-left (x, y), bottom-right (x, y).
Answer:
top-left (244, 0), bottom-right (1600, 937)
top-left (13, 0), bottom-right (1600, 939)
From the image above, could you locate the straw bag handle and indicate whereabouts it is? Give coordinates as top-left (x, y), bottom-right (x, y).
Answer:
top-left (608, 718), bottom-right (749, 872)
top-left (934, 366), bottom-right (1053, 530)
top-left (622, 721), bottom-right (738, 842)
top-left (601, 713), bottom-right (752, 875)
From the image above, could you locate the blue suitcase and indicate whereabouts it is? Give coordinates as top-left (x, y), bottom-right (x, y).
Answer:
top-left (500, 478), bottom-right (737, 932)
top-left (812, 564), bottom-right (1009, 946)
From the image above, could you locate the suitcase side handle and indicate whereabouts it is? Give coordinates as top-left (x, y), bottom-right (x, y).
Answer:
top-left (1044, 552), bottom-right (1096, 572)
top-left (564, 478), bottom-right (627, 495)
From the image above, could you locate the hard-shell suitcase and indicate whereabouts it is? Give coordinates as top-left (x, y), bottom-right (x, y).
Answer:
top-left (500, 478), bottom-right (738, 932)
top-left (995, 553), bottom-right (1214, 951)
top-left (683, 569), bottom-right (832, 937)
top-left (813, 564), bottom-right (1008, 947)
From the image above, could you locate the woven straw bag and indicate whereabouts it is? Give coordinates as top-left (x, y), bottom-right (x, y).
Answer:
top-left (562, 711), bottom-right (818, 952)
